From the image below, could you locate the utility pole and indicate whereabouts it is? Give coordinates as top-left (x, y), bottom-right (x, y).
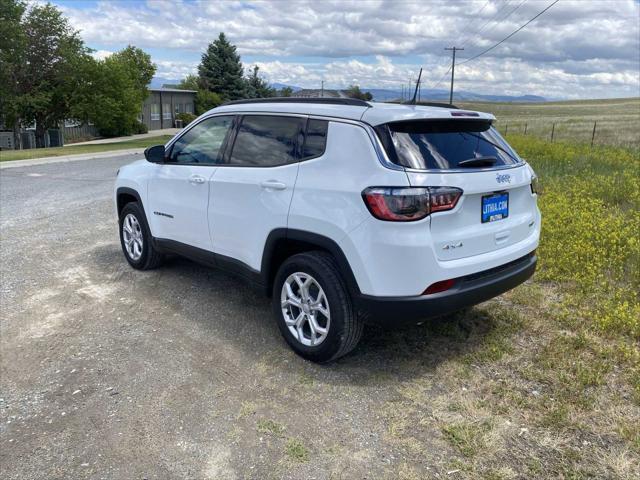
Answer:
top-left (445, 47), bottom-right (463, 104)
top-left (410, 68), bottom-right (423, 105)
top-left (320, 80), bottom-right (324, 98)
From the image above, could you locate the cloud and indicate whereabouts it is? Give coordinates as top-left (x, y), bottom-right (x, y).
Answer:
top-left (90, 49), bottom-right (113, 61)
top-left (55, 0), bottom-right (640, 98)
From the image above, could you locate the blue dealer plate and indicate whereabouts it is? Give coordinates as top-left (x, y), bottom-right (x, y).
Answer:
top-left (481, 192), bottom-right (509, 223)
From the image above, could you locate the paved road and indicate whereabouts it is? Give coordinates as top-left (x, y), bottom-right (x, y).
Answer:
top-left (1, 155), bottom-right (489, 479)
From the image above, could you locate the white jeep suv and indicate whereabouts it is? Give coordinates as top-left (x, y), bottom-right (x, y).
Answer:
top-left (114, 98), bottom-right (540, 362)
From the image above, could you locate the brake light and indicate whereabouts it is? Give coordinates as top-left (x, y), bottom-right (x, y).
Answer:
top-left (450, 111), bottom-right (480, 117)
top-left (430, 187), bottom-right (463, 212)
top-left (423, 278), bottom-right (456, 295)
top-left (362, 187), bottom-right (462, 222)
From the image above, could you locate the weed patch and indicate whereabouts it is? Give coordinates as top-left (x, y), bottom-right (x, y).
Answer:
top-left (284, 438), bottom-right (309, 462)
top-left (442, 420), bottom-right (493, 457)
top-left (257, 419), bottom-right (286, 437)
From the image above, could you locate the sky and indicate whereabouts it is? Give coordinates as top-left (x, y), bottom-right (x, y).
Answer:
top-left (48, 0), bottom-right (640, 99)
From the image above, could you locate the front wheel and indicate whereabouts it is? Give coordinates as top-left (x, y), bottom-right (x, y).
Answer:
top-left (119, 202), bottom-right (163, 270)
top-left (272, 252), bottom-right (363, 363)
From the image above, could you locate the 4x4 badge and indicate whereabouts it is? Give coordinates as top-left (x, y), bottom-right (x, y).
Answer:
top-left (496, 173), bottom-right (511, 184)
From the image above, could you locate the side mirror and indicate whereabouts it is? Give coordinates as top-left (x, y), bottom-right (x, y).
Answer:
top-left (144, 145), bottom-right (166, 163)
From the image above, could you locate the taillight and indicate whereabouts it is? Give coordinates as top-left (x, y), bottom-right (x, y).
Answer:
top-left (429, 187), bottom-right (464, 213)
top-left (362, 187), bottom-right (462, 222)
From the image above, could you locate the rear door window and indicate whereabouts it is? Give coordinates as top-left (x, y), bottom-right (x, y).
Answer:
top-left (228, 115), bottom-right (304, 167)
top-left (376, 120), bottom-right (521, 170)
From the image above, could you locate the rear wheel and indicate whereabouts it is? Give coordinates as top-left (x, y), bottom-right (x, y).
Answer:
top-left (119, 202), bottom-right (163, 270)
top-left (272, 251), bottom-right (363, 362)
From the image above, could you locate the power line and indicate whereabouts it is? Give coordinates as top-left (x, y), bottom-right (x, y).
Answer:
top-left (457, 0), bottom-right (514, 49)
top-left (427, 0), bottom-right (505, 91)
top-left (456, 0), bottom-right (492, 46)
top-left (460, 0), bottom-right (529, 51)
top-left (430, 65), bottom-right (452, 91)
top-left (457, 0), bottom-right (560, 65)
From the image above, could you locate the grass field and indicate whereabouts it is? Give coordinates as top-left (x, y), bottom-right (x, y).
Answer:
top-left (0, 135), bottom-right (173, 162)
top-left (385, 134), bottom-right (639, 478)
top-left (459, 97), bottom-right (640, 148)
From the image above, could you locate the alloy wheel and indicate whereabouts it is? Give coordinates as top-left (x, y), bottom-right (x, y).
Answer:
top-left (280, 272), bottom-right (331, 346)
top-left (122, 213), bottom-right (143, 261)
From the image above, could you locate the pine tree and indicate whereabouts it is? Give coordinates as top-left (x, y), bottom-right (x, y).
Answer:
top-left (198, 32), bottom-right (246, 101)
top-left (246, 65), bottom-right (275, 98)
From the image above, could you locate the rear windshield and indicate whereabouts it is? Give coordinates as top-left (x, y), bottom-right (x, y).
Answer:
top-left (376, 120), bottom-right (522, 170)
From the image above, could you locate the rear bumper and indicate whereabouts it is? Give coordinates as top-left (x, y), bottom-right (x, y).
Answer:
top-left (356, 252), bottom-right (537, 326)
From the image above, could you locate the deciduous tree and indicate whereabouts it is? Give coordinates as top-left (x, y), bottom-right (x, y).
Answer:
top-left (0, 0), bottom-right (27, 148)
top-left (177, 74), bottom-right (222, 114)
top-left (4, 2), bottom-right (93, 147)
top-left (279, 86), bottom-right (294, 97)
top-left (345, 85), bottom-right (373, 101)
top-left (84, 46), bottom-right (156, 137)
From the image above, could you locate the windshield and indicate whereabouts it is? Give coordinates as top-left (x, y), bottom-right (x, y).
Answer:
top-left (376, 120), bottom-right (522, 170)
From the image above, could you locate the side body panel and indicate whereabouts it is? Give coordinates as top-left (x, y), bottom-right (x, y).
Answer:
top-left (147, 164), bottom-right (217, 251)
top-left (209, 163), bottom-right (300, 271)
top-left (288, 121), bottom-right (410, 295)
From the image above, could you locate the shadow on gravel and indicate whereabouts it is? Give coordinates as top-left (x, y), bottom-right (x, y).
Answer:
top-left (90, 245), bottom-right (514, 386)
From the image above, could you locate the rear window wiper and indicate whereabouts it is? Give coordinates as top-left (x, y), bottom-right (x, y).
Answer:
top-left (461, 132), bottom-right (520, 164)
top-left (458, 156), bottom-right (498, 168)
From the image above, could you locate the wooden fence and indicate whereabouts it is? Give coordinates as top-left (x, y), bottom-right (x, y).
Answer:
top-left (63, 124), bottom-right (100, 143)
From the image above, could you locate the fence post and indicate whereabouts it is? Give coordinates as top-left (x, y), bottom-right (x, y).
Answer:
top-left (591, 121), bottom-right (597, 147)
top-left (524, 123), bottom-right (528, 135)
top-left (505, 124), bottom-right (508, 136)
top-left (551, 123), bottom-right (555, 143)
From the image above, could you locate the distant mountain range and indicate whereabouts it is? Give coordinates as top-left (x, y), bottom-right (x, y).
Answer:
top-left (150, 77), bottom-right (548, 103)
top-left (270, 83), bottom-right (547, 102)
top-left (364, 88), bottom-right (547, 103)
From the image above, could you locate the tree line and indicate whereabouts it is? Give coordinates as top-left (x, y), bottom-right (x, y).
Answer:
top-left (0, 1), bottom-right (373, 149)
top-left (1, 0), bottom-right (156, 148)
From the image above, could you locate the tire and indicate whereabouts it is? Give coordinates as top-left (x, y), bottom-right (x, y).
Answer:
top-left (272, 251), bottom-right (363, 363)
top-left (118, 202), bottom-right (163, 270)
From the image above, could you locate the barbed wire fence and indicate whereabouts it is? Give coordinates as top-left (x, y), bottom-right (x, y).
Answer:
top-left (495, 120), bottom-right (611, 148)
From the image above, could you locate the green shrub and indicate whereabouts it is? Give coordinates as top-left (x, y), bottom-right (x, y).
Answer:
top-left (176, 112), bottom-right (197, 126)
top-left (133, 120), bottom-right (148, 134)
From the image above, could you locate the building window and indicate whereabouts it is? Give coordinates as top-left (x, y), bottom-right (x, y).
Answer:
top-left (151, 104), bottom-right (160, 121)
top-left (163, 103), bottom-right (171, 120)
top-left (185, 103), bottom-right (194, 114)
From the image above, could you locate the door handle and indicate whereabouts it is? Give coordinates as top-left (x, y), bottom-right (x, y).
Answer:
top-left (189, 175), bottom-right (206, 185)
top-left (260, 180), bottom-right (287, 190)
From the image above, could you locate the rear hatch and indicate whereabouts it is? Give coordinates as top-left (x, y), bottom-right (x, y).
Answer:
top-left (376, 118), bottom-right (538, 261)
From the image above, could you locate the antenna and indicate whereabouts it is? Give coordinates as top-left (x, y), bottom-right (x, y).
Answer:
top-left (410, 68), bottom-right (423, 105)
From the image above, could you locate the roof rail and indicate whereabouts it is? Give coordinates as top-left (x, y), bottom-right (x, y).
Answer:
top-left (223, 97), bottom-right (371, 107)
top-left (414, 101), bottom-right (459, 109)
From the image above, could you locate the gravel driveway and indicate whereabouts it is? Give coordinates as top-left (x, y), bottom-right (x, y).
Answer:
top-left (1, 155), bottom-right (497, 479)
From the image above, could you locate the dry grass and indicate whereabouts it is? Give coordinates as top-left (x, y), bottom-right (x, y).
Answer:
top-left (458, 97), bottom-right (640, 148)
